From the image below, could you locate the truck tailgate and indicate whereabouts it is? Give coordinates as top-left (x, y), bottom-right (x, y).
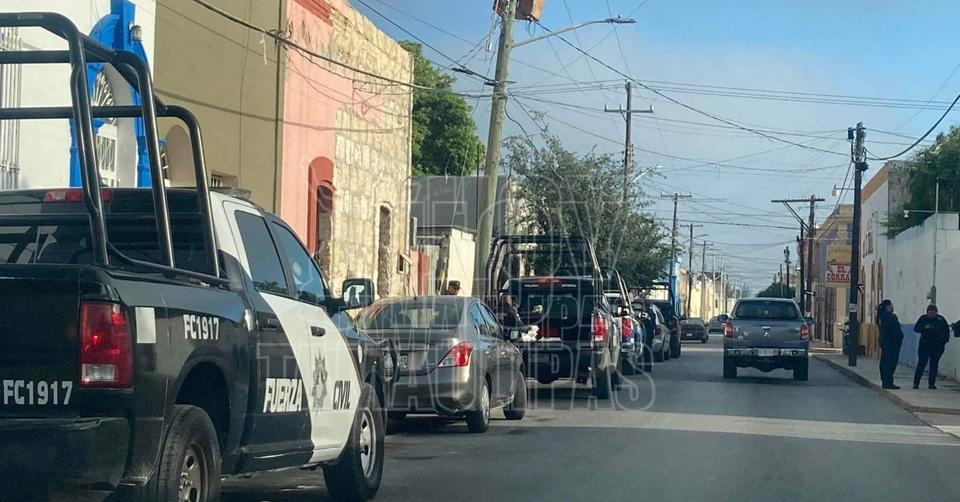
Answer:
top-left (0, 266), bottom-right (80, 417)
top-left (730, 319), bottom-right (802, 345)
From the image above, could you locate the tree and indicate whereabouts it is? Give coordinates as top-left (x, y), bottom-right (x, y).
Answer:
top-left (884, 125), bottom-right (960, 236)
top-left (503, 133), bottom-right (671, 287)
top-left (756, 281), bottom-right (795, 299)
top-left (400, 41), bottom-right (484, 176)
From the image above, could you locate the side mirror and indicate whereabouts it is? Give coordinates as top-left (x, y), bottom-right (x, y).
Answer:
top-left (804, 316), bottom-right (815, 326)
top-left (342, 278), bottom-right (375, 309)
top-left (717, 314), bottom-right (729, 323)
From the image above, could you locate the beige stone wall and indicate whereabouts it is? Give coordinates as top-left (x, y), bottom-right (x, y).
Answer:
top-left (326, 4), bottom-right (413, 297)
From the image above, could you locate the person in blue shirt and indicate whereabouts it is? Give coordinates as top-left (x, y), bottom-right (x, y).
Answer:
top-left (876, 299), bottom-right (903, 389)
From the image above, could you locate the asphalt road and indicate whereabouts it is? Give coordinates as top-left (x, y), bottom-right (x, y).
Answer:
top-left (224, 336), bottom-right (960, 501)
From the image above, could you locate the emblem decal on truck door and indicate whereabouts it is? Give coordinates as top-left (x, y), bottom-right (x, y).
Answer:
top-left (312, 350), bottom-right (328, 409)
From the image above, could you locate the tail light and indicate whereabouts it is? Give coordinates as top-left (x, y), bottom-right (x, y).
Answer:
top-left (592, 313), bottom-right (607, 344)
top-left (724, 321), bottom-right (734, 338)
top-left (79, 301), bottom-right (133, 388)
top-left (43, 188), bottom-right (113, 203)
top-left (437, 342), bottom-right (473, 368)
top-left (800, 323), bottom-right (810, 340)
top-left (621, 316), bottom-right (633, 337)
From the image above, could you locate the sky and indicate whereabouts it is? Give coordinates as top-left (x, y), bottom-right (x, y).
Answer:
top-left (353, 0), bottom-right (960, 290)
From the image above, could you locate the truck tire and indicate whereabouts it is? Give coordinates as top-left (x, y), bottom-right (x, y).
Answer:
top-left (653, 346), bottom-right (664, 362)
top-left (145, 405), bottom-right (221, 502)
top-left (723, 357), bottom-right (737, 379)
top-left (663, 343), bottom-right (671, 361)
top-left (324, 382), bottom-right (384, 501)
top-left (642, 347), bottom-right (653, 372)
top-left (701, 334), bottom-right (709, 344)
top-left (503, 370), bottom-right (526, 420)
top-left (671, 335), bottom-right (682, 358)
top-left (465, 381), bottom-right (491, 433)
top-left (793, 359), bottom-right (809, 381)
top-left (593, 367), bottom-right (612, 399)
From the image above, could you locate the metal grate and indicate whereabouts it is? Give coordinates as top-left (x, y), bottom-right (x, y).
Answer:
top-left (0, 27), bottom-right (22, 190)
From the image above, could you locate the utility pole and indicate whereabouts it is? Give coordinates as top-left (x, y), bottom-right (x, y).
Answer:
top-left (605, 82), bottom-right (653, 202)
top-left (473, 0), bottom-right (518, 296)
top-left (720, 257), bottom-right (726, 314)
top-left (784, 247), bottom-right (791, 292)
top-left (931, 179), bottom-right (940, 304)
top-left (772, 195), bottom-right (825, 313)
top-left (685, 223), bottom-right (703, 316)
top-left (847, 122), bottom-right (868, 366)
top-left (661, 193), bottom-right (692, 296)
top-left (700, 240), bottom-right (708, 318)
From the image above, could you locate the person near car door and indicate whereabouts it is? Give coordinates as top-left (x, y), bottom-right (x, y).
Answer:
top-left (912, 304), bottom-right (951, 389)
top-left (876, 299), bottom-right (903, 390)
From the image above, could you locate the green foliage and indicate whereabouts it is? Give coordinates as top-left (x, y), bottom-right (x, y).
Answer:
top-left (400, 41), bottom-right (484, 176)
top-left (756, 281), bottom-right (796, 299)
top-left (503, 133), bottom-right (672, 288)
top-left (884, 125), bottom-right (960, 236)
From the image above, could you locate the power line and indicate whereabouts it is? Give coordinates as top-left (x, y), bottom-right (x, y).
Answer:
top-left (353, 0), bottom-right (491, 82)
top-left (534, 22), bottom-right (849, 159)
top-left (191, 0), bottom-right (490, 98)
top-left (867, 91), bottom-right (960, 160)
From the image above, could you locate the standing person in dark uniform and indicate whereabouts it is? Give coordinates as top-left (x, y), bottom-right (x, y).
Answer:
top-left (913, 304), bottom-right (951, 389)
top-left (876, 299), bottom-right (903, 389)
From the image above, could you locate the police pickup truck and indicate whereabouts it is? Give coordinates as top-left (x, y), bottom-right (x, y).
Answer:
top-left (0, 13), bottom-right (390, 501)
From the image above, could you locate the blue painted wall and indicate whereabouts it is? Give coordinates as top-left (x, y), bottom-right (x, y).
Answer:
top-left (69, 0), bottom-right (151, 188)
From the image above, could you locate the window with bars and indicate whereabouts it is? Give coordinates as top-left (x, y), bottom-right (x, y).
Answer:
top-left (0, 27), bottom-right (22, 190)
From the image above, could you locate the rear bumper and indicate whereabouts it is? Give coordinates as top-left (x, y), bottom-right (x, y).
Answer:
top-left (724, 347), bottom-right (808, 357)
top-left (387, 367), bottom-right (478, 415)
top-left (520, 342), bottom-right (603, 382)
top-left (0, 417), bottom-right (129, 485)
top-left (681, 331), bottom-right (707, 339)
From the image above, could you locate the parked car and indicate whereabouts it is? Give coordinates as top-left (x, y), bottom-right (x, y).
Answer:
top-left (707, 315), bottom-right (728, 334)
top-left (681, 317), bottom-right (709, 343)
top-left (485, 235), bottom-right (622, 399)
top-left (648, 299), bottom-right (682, 359)
top-left (723, 299), bottom-right (811, 381)
top-left (357, 296), bottom-right (525, 433)
top-left (604, 270), bottom-right (644, 375)
top-left (0, 18), bottom-right (388, 500)
top-left (635, 301), bottom-right (672, 365)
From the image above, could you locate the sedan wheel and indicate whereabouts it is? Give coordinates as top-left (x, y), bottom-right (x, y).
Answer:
top-left (466, 382), bottom-right (491, 433)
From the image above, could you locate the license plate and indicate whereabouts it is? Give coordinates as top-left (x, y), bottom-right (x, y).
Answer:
top-left (398, 354), bottom-right (409, 368)
top-left (756, 348), bottom-right (778, 357)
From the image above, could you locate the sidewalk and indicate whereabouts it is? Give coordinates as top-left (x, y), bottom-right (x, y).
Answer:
top-left (815, 353), bottom-right (960, 415)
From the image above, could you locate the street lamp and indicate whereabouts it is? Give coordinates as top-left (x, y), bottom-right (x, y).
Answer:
top-left (513, 17), bottom-right (636, 48)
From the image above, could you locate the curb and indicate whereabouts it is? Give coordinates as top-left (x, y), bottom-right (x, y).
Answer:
top-left (814, 354), bottom-right (960, 416)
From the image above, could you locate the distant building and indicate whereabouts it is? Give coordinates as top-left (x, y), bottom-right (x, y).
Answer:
top-left (811, 204), bottom-right (853, 346)
top-left (410, 175), bottom-right (523, 237)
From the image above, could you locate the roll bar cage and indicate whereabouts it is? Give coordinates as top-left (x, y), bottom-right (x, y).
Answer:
top-left (482, 234), bottom-right (603, 305)
top-left (0, 12), bottom-right (224, 285)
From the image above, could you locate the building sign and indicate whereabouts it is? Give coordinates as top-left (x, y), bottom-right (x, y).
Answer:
top-left (826, 264), bottom-right (851, 284)
top-left (827, 245), bottom-right (851, 264)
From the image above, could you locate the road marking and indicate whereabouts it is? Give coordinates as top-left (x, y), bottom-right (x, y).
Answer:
top-left (501, 409), bottom-right (960, 447)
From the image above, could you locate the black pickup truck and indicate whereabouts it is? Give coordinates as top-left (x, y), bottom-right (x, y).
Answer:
top-left (0, 13), bottom-right (391, 501)
top-left (485, 235), bottom-right (621, 398)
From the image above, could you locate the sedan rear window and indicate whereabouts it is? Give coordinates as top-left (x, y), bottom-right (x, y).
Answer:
top-left (734, 301), bottom-right (800, 320)
top-left (358, 301), bottom-right (463, 330)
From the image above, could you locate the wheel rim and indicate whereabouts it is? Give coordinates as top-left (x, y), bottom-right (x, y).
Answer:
top-left (178, 444), bottom-right (206, 502)
top-left (481, 384), bottom-right (490, 424)
top-left (359, 407), bottom-right (377, 478)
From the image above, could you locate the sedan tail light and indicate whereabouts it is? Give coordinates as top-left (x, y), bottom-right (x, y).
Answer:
top-left (724, 321), bottom-right (734, 338)
top-left (621, 317), bottom-right (632, 337)
top-left (437, 342), bottom-right (473, 368)
top-left (800, 323), bottom-right (810, 340)
top-left (79, 301), bottom-right (133, 388)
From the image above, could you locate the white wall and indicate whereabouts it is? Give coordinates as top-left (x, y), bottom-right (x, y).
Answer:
top-left (445, 227), bottom-right (476, 297)
top-left (0, 1), bottom-right (156, 188)
top-left (887, 214), bottom-right (960, 380)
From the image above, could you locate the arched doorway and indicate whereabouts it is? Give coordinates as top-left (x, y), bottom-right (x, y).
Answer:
top-left (162, 125), bottom-right (195, 187)
top-left (307, 157), bottom-right (335, 275)
top-left (377, 205), bottom-right (392, 297)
